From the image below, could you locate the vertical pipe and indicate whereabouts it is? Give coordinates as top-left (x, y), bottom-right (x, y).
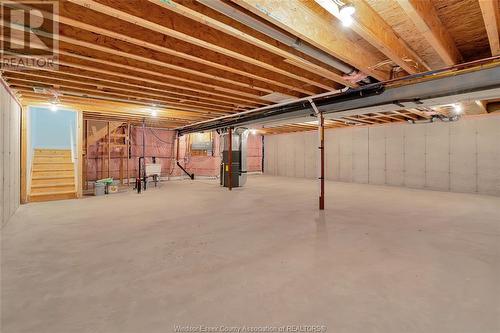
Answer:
top-left (126, 122), bottom-right (130, 186)
top-left (319, 112), bottom-right (325, 210)
top-left (176, 134), bottom-right (180, 161)
top-left (142, 119), bottom-right (146, 179)
top-left (83, 119), bottom-right (87, 190)
top-left (107, 121), bottom-right (111, 178)
top-left (228, 127), bottom-right (232, 191)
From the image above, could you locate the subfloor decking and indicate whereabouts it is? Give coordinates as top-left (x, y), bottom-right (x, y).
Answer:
top-left (2, 175), bottom-right (499, 333)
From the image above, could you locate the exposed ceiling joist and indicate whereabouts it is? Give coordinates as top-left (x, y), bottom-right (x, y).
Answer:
top-left (233, 0), bottom-right (390, 81)
top-left (478, 0), bottom-right (500, 56)
top-left (319, 0), bottom-right (429, 73)
top-left (67, 0), bottom-right (337, 93)
top-left (396, 0), bottom-right (463, 66)
top-left (54, 2), bottom-right (338, 92)
top-left (146, 0), bottom-right (354, 88)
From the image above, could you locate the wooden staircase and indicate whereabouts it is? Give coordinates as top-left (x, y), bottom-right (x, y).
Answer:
top-left (29, 149), bottom-right (77, 202)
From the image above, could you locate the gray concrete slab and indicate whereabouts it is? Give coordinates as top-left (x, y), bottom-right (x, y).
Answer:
top-left (1, 175), bottom-right (499, 333)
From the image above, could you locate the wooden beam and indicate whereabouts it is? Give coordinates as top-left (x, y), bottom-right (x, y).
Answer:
top-left (55, 2), bottom-right (340, 89)
top-left (16, 91), bottom-right (221, 122)
top-left (0, 25), bottom-right (284, 100)
top-left (3, 70), bottom-right (247, 109)
top-left (337, 0), bottom-right (429, 73)
top-left (478, 0), bottom-right (500, 56)
top-left (4, 75), bottom-right (238, 112)
top-left (20, 97), bottom-right (193, 126)
top-left (147, 0), bottom-right (353, 88)
top-left (234, 0), bottom-right (390, 80)
top-left (10, 83), bottom-right (228, 116)
top-left (396, 0), bottom-right (462, 66)
top-left (67, 0), bottom-right (336, 93)
top-left (3, 68), bottom-right (260, 108)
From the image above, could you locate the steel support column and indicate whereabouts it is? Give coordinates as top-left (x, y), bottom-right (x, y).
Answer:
top-left (309, 99), bottom-right (325, 210)
top-left (318, 112), bottom-right (325, 210)
top-left (228, 127), bottom-right (233, 191)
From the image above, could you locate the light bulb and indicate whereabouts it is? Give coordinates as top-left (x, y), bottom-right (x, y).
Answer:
top-left (151, 109), bottom-right (158, 117)
top-left (250, 129), bottom-right (258, 135)
top-left (453, 104), bottom-right (463, 114)
top-left (50, 103), bottom-right (58, 112)
top-left (341, 15), bottom-right (353, 27)
top-left (339, 4), bottom-right (355, 17)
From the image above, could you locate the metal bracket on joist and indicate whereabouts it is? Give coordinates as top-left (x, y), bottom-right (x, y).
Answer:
top-left (308, 98), bottom-right (320, 116)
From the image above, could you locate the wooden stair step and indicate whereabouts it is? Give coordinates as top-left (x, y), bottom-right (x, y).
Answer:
top-left (33, 161), bottom-right (73, 164)
top-left (30, 185), bottom-right (75, 194)
top-left (29, 191), bottom-right (77, 202)
top-left (34, 149), bottom-right (71, 155)
top-left (34, 159), bottom-right (72, 164)
top-left (31, 168), bottom-right (74, 172)
top-left (33, 164), bottom-right (74, 171)
top-left (31, 182), bottom-right (74, 188)
top-left (30, 189), bottom-right (76, 195)
top-left (32, 175), bottom-right (74, 180)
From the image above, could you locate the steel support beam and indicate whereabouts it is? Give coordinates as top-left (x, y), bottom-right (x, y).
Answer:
top-left (177, 59), bottom-right (500, 135)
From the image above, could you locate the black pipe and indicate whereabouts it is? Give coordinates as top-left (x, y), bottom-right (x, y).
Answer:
top-left (177, 162), bottom-right (194, 180)
top-left (178, 84), bottom-right (384, 135)
top-left (137, 156), bottom-right (144, 193)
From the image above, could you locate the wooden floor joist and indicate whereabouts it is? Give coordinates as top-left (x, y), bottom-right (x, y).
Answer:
top-left (1, 0), bottom-right (495, 134)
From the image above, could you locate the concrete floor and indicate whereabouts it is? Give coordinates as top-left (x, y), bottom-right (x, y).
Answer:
top-left (1, 175), bottom-right (499, 333)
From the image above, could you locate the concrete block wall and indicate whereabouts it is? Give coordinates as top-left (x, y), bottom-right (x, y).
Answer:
top-left (1, 82), bottom-right (21, 227)
top-left (264, 115), bottom-right (500, 196)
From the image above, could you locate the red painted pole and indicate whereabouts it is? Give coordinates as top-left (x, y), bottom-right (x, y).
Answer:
top-left (319, 112), bottom-right (325, 210)
top-left (228, 128), bottom-right (232, 191)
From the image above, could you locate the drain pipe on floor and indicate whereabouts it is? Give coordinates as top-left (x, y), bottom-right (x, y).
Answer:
top-left (175, 132), bottom-right (194, 180)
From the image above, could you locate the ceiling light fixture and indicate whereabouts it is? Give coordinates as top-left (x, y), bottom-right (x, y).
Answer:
top-left (453, 103), bottom-right (463, 114)
top-left (151, 108), bottom-right (158, 117)
top-left (49, 97), bottom-right (60, 112)
top-left (315, 0), bottom-right (355, 27)
top-left (339, 3), bottom-right (355, 17)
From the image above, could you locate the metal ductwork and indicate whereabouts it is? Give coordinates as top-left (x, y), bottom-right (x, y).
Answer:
top-left (177, 59), bottom-right (500, 135)
top-left (219, 128), bottom-right (248, 188)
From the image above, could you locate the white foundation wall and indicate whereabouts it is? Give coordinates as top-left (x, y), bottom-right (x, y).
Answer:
top-left (0, 82), bottom-right (21, 227)
top-left (264, 115), bottom-right (500, 196)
